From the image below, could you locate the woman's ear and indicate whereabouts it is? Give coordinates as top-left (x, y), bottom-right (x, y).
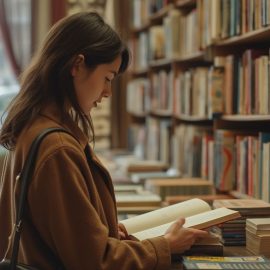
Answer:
top-left (71, 54), bottom-right (85, 77)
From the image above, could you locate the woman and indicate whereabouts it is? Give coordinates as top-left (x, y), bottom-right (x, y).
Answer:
top-left (0, 12), bottom-right (207, 270)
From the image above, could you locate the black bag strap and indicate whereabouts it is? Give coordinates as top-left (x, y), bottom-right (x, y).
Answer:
top-left (10, 127), bottom-right (76, 270)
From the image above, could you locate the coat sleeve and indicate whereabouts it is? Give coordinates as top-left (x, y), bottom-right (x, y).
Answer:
top-left (28, 146), bottom-right (171, 270)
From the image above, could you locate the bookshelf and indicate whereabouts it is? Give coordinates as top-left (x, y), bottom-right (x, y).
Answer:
top-left (126, 0), bottom-right (270, 203)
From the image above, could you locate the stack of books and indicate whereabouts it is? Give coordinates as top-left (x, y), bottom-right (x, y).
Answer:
top-left (126, 159), bottom-right (168, 173)
top-left (130, 169), bottom-right (180, 184)
top-left (211, 218), bottom-right (246, 246)
top-left (183, 232), bottom-right (223, 256)
top-left (212, 199), bottom-right (270, 246)
top-left (246, 218), bottom-right (270, 257)
top-left (145, 178), bottom-right (215, 200)
top-left (165, 193), bottom-right (235, 206)
top-left (115, 184), bottom-right (162, 219)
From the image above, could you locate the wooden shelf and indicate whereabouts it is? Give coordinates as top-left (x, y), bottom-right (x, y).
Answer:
top-left (149, 4), bottom-right (173, 22)
top-left (131, 68), bottom-right (149, 76)
top-left (128, 111), bottom-right (147, 118)
top-left (222, 114), bottom-right (270, 121)
top-left (175, 0), bottom-right (196, 9)
top-left (149, 51), bottom-right (211, 69)
top-left (174, 51), bottom-right (210, 64)
top-left (215, 26), bottom-right (270, 47)
top-left (149, 58), bottom-right (172, 68)
top-left (175, 114), bottom-right (211, 122)
top-left (150, 110), bottom-right (173, 117)
top-left (229, 190), bottom-right (257, 200)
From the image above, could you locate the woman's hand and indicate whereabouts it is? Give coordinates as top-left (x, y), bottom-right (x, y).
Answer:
top-left (164, 218), bottom-right (208, 254)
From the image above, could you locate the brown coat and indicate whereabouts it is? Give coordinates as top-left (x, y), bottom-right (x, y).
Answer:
top-left (0, 103), bottom-right (170, 270)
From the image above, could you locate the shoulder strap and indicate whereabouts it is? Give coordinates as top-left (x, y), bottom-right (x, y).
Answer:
top-left (10, 127), bottom-right (76, 270)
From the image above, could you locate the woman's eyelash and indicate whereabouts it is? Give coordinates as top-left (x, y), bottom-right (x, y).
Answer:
top-left (105, 77), bottom-right (111, 82)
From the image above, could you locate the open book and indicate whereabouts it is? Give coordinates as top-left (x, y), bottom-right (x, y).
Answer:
top-left (120, 198), bottom-right (241, 241)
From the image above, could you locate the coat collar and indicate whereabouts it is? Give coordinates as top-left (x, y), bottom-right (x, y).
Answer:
top-left (39, 101), bottom-right (89, 149)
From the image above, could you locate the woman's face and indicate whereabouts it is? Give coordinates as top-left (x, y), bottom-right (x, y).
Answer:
top-left (71, 54), bottom-right (121, 114)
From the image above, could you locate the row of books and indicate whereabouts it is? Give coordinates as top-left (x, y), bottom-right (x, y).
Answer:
top-left (128, 65), bottom-right (223, 118)
top-left (221, 50), bottom-right (270, 115)
top-left (199, 0), bottom-right (270, 49)
top-left (172, 124), bottom-right (213, 178)
top-left (128, 121), bottom-right (270, 201)
top-left (127, 120), bottom-right (172, 163)
top-left (214, 130), bottom-right (270, 201)
top-left (127, 118), bottom-right (270, 200)
top-left (131, 0), bottom-right (270, 52)
top-left (127, 70), bottom-right (174, 115)
top-left (127, 78), bottom-right (150, 115)
top-left (128, 47), bottom-right (270, 118)
top-left (174, 66), bottom-right (224, 118)
top-left (131, 0), bottom-right (151, 29)
top-left (130, 8), bottom-right (200, 66)
top-left (127, 123), bottom-right (146, 159)
top-left (130, 0), bottom-right (170, 29)
top-left (145, 117), bottom-right (171, 163)
top-left (129, 31), bottom-right (149, 71)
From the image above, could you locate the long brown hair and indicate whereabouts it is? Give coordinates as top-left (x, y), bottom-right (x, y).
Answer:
top-left (0, 12), bottom-right (129, 150)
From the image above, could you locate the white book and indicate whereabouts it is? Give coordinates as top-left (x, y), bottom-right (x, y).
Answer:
top-left (120, 198), bottom-right (240, 241)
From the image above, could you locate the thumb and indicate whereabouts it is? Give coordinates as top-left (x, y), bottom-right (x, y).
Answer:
top-left (176, 217), bottom-right (185, 227)
top-left (166, 217), bottom-right (185, 233)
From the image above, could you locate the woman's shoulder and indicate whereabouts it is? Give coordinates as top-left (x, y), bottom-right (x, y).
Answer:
top-left (17, 116), bottom-right (85, 163)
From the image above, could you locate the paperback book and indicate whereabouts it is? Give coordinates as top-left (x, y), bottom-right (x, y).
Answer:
top-left (120, 198), bottom-right (241, 241)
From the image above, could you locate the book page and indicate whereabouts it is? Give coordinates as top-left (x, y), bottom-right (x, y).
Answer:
top-left (132, 207), bottom-right (240, 241)
top-left (120, 198), bottom-right (211, 235)
top-left (183, 207), bottom-right (240, 229)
